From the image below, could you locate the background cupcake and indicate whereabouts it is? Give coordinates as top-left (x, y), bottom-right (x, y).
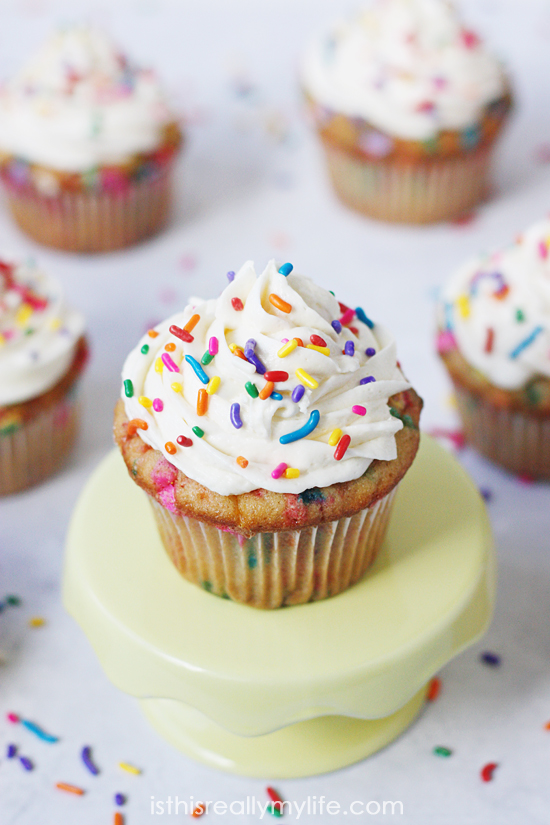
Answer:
top-left (302, 0), bottom-right (512, 224)
top-left (0, 256), bottom-right (87, 494)
top-left (114, 260), bottom-right (422, 608)
top-left (0, 25), bottom-right (182, 252)
top-left (437, 217), bottom-right (550, 479)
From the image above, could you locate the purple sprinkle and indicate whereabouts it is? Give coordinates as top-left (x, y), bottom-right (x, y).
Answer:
top-left (360, 376), bottom-right (376, 385)
top-left (481, 652), bottom-right (501, 667)
top-left (7, 744), bottom-right (17, 759)
top-left (20, 756), bottom-right (33, 771)
top-left (244, 338), bottom-right (256, 356)
top-left (81, 745), bottom-right (100, 776)
top-left (479, 487), bottom-right (492, 502)
top-left (365, 347), bottom-right (376, 357)
top-left (291, 384), bottom-right (305, 403)
top-left (230, 403), bottom-right (243, 429)
top-left (344, 341), bottom-right (355, 356)
top-left (331, 319), bottom-right (342, 333)
top-left (246, 352), bottom-right (266, 374)
top-left (227, 270), bottom-right (235, 282)
top-left (152, 398), bottom-right (164, 412)
top-left (115, 793), bottom-right (126, 806)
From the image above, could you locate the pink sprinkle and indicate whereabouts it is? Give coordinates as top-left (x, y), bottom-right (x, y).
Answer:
top-left (428, 428), bottom-right (466, 450)
top-left (7, 713), bottom-right (19, 724)
top-left (153, 398), bottom-right (164, 412)
top-left (179, 253), bottom-right (197, 272)
top-left (161, 352), bottom-right (179, 372)
top-left (340, 308), bottom-right (355, 326)
top-left (436, 330), bottom-right (457, 354)
top-left (281, 338), bottom-right (289, 344)
top-left (271, 462), bottom-right (288, 480)
top-left (352, 405), bottom-right (366, 416)
top-left (538, 241), bottom-right (548, 259)
top-left (209, 337), bottom-right (218, 356)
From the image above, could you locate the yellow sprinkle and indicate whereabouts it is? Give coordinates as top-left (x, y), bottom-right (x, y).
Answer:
top-left (277, 339), bottom-right (298, 358)
top-left (139, 396), bottom-right (153, 407)
top-left (206, 376), bottom-right (220, 395)
top-left (328, 428), bottom-right (342, 446)
top-left (29, 617), bottom-right (46, 628)
top-left (306, 344), bottom-right (330, 356)
top-left (48, 317), bottom-right (62, 330)
top-left (118, 762), bottom-right (141, 775)
top-left (0, 333), bottom-right (5, 346)
top-left (284, 468), bottom-right (300, 479)
top-left (295, 368), bottom-right (318, 389)
top-left (229, 343), bottom-right (244, 355)
top-left (171, 382), bottom-right (182, 393)
top-left (155, 358), bottom-right (164, 373)
top-left (15, 303), bottom-right (33, 327)
top-left (456, 294), bottom-right (470, 319)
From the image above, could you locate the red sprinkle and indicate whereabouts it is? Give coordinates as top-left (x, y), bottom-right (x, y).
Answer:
top-left (480, 762), bottom-right (498, 783)
top-left (484, 328), bottom-right (494, 353)
top-left (338, 301), bottom-right (351, 315)
top-left (177, 435), bottom-right (193, 447)
top-left (267, 787), bottom-right (284, 805)
top-left (169, 324), bottom-right (193, 343)
top-left (348, 326), bottom-right (359, 335)
top-left (231, 297), bottom-right (244, 311)
top-left (334, 434), bottom-right (351, 461)
top-left (310, 334), bottom-right (326, 348)
top-left (427, 677), bottom-right (441, 702)
top-left (264, 371), bottom-right (289, 383)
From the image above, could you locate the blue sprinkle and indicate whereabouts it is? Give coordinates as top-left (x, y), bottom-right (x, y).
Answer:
top-left (331, 319), bottom-right (342, 333)
top-left (230, 403), bottom-right (243, 429)
top-left (115, 793), bottom-right (126, 806)
top-left (185, 354), bottom-right (209, 384)
top-left (246, 352), bottom-right (266, 374)
top-left (280, 410), bottom-right (320, 444)
top-left (355, 307), bottom-right (374, 328)
top-left (291, 384), bottom-right (305, 403)
top-left (344, 341), bottom-right (355, 356)
top-left (21, 720), bottom-right (59, 743)
top-left (481, 651), bottom-right (501, 667)
top-left (20, 756), bottom-right (33, 771)
top-left (270, 392), bottom-right (283, 400)
top-left (360, 376), bottom-right (376, 385)
top-left (479, 487), bottom-right (492, 502)
top-left (244, 338), bottom-right (256, 356)
top-left (509, 326), bottom-right (544, 359)
top-left (7, 744), bottom-right (16, 759)
top-left (227, 270), bottom-right (235, 282)
top-left (278, 262), bottom-right (293, 276)
top-left (365, 347), bottom-right (376, 357)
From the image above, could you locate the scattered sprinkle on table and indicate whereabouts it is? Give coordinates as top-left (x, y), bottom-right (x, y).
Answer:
top-left (81, 745), bottom-right (100, 775)
top-left (6, 744), bottom-right (17, 758)
top-left (118, 762), bottom-right (141, 775)
top-left (433, 746), bottom-right (452, 757)
top-left (192, 803), bottom-right (206, 817)
top-left (427, 677), bottom-right (441, 702)
top-left (20, 718), bottom-right (59, 742)
top-left (480, 762), bottom-right (498, 782)
top-left (480, 652), bottom-right (501, 667)
top-left (115, 793), bottom-right (126, 806)
top-left (19, 756), bottom-right (33, 771)
top-left (56, 782), bottom-right (85, 795)
top-left (114, 813), bottom-right (124, 825)
top-left (28, 617), bottom-right (46, 628)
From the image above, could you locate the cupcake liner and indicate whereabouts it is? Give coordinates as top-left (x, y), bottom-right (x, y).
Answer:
top-left (149, 486), bottom-right (398, 609)
top-left (320, 137), bottom-right (493, 224)
top-left (0, 385), bottom-right (81, 495)
top-left (2, 162), bottom-right (175, 252)
top-left (453, 383), bottom-right (550, 479)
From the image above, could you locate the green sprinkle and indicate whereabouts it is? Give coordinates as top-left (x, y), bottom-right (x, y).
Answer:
top-left (389, 407), bottom-right (401, 419)
top-left (202, 580), bottom-right (212, 592)
top-left (402, 414), bottom-right (417, 429)
top-left (433, 746), bottom-right (452, 757)
top-left (329, 290), bottom-right (335, 296)
top-left (192, 426), bottom-right (204, 438)
top-left (525, 382), bottom-right (540, 406)
top-left (123, 379), bottom-right (134, 398)
top-left (0, 424), bottom-right (19, 436)
top-left (6, 595), bottom-right (21, 606)
top-left (268, 804), bottom-right (282, 818)
top-left (201, 351), bottom-right (214, 366)
top-left (516, 308), bottom-right (525, 322)
top-left (141, 344), bottom-right (149, 354)
top-left (245, 381), bottom-right (259, 398)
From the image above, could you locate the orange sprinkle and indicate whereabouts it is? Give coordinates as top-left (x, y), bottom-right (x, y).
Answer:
top-left (114, 813), bottom-right (124, 825)
top-left (56, 782), bottom-right (85, 796)
top-left (127, 418), bottom-right (148, 437)
top-left (165, 441), bottom-right (177, 455)
top-left (269, 293), bottom-right (292, 313)
top-left (229, 343), bottom-right (248, 362)
top-left (494, 285), bottom-right (510, 300)
top-left (192, 804), bottom-right (206, 818)
top-left (427, 676), bottom-right (441, 702)
top-left (147, 329), bottom-right (159, 338)
top-left (164, 342), bottom-right (176, 352)
top-left (259, 381), bottom-right (274, 400)
top-left (184, 314), bottom-right (200, 333)
top-left (197, 388), bottom-right (208, 416)
top-left (293, 337), bottom-right (304, 347)
top-left (237, 456), bottom-right (248, 468)
top-left (544, 720), bottom-right (550, 731)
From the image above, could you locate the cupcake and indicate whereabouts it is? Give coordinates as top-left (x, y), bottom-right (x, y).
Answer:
top-left (0, 26), bottom-right (182, 252)
top-left (114, 260), bottom-right (422, 608)
top-left (437, 218), bottom-right (550, 479)
top-left (0, 257), bottom-right (87, 494)
top-left (302, 0), bottom-right (512, 224)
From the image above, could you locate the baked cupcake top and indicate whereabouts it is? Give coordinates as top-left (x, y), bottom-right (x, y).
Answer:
top-left (302, 0), bottom-right (507, 141)
top-left (120, 260), bottom-right (411, 496)
top-left (438, 218), bottom-right (550, 391)
top-left (0, 257), bottom-right (85, 406)
top-left (0, 25), bottom-right (176, 172)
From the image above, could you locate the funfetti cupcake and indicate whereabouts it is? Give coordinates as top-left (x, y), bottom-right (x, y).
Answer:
top-left (0, 26), bottom-right (182, 252)
top-left (114, 260), bottom-right (422, 609)
top-left (437, 218), bottom-right (550, 479)
top-left (302, 0), bottom-right (512, 224)
top-left (0, 257), bottom-right (87, 494)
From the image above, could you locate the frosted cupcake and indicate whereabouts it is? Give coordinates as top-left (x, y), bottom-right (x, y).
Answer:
top-left (437, 218), bottom-right (550, 479)
top-left (0, 26), bottom-right (182, 252)
top-left (0, 257), bottom-right (87, 494)
top-left (114, 260), bottom-right (422, 608)
top-left (302, 0), bottom-right (512, 224)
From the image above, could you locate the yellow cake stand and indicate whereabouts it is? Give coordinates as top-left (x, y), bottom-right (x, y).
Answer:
top-left (63, 436), bottom-right (494, 778)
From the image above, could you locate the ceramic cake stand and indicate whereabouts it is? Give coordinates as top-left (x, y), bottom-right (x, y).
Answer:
top-left (64, 435), bottom-right (493, 778)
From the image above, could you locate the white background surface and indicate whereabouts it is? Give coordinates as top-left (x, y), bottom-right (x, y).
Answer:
top-left (1, 0), bottom-right (550, 823)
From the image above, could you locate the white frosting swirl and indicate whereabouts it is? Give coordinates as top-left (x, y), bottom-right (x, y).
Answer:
top-left (121, 260), bottom-right (410, 496)
top-left (0, 25), bottom-right (175, 171)
top-left (0, 258), bottom-right (85, 406)
top-left (302, 0), bottom-right (507, 141)
top-left (440, 218), bottom-right (550, 390)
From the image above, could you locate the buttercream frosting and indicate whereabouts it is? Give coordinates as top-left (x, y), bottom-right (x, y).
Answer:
top-left (0, 25), bottom-right (175, 171)
top-left (302, 0), bottom-right (507, 141)
top-left (0, 257), bottom-right (86, 406)
top-left (439, 217), bottom-right (550, 390)
top-left (121, 260), bottom-right (410, 496)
